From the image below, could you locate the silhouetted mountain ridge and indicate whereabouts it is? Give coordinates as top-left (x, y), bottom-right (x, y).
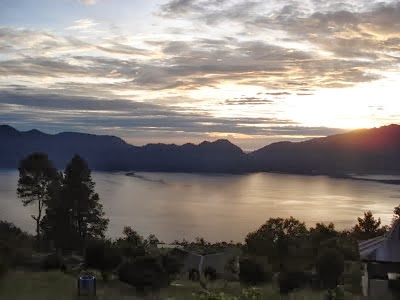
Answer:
top-left (250, 124), bottom-right (400, 174)
top-left (1, 124), bottom-right (400, 174)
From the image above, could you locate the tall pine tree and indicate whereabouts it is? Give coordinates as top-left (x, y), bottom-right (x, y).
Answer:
top-left (63, 155), bottom-right (109, 249)
top-left (17, 153), bottom-right (58, 245)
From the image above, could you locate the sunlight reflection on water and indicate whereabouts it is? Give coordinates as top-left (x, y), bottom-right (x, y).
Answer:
top-left (1, 170), bottom-right (399, 242)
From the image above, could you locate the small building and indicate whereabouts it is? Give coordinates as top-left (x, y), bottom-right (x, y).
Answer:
top-left (358, 221), bottom-right (400, 299)
top-left (158, 244), bottom-right (240, 280)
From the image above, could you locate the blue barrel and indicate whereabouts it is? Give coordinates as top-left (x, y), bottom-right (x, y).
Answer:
top-left (78, 275), bottom-right (96, 296)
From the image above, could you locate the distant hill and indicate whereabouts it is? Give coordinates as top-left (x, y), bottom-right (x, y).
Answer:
top-left (249, 124), bottom-right (400, 174)
top-left (0, 125), bottom-right (246, 172)
top-left (1, 124), bottom-right (400, 174)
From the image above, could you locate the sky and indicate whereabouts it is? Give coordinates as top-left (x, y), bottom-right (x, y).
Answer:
top-left (0, 0), bottom-right (400, 150)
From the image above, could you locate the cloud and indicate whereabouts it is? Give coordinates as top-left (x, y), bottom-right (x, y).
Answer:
top-left (79, 0), bottom-right (97, 5)
top-left (0, 90), bottom-right (346, 145)
top-left (223, 97), bottom-right (274, 105)
top-left (67, 19), bottom-right (99, 31)
top-left (1, 1), bottom-right (400, 148)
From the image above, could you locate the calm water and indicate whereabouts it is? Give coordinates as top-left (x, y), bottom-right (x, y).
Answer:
top-left (1, 170), bottom-right (400, 242)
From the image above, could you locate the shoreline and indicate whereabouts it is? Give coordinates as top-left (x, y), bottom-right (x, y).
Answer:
top-left (124, 170), bottom-right (400, 186)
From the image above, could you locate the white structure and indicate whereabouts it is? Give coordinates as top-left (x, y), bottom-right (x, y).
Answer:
top-left (358, 221), bottom-right (400, 299)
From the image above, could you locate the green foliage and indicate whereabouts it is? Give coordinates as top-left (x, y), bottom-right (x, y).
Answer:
top-left (316, 248), bottom-right (345, 289)
top-left (352, 211), bottom-right (388, 240)
top-left (84, 240), bottom-right (122, 276)
top-left (115, 226), bottom-right (146, 258)
top-left (62, 155), bottom-right (109, 243)
top-left (41, 254), bottom-right (63, 271)
top-left (0, 221), bottom-right (33, 267)
top-left (278, 271), bottom-right (312, 294)
top-left (118, 256), bottom-right (169, 292)
top-left (193, 288), bottom-right (262, 300)
top-left (239, 257), bottom-right (272, 285)
top-left (343, 262), bottom-right (362, 295)
top-left (146, 234), bottom-right (159, 246)
top-left (245, 217), bottom-right (307, 269)
top-left (392, 205), bottom-right (400, 225)
top-left (43, 155), bottom-right (109, 252)
top-left (325, 286), bottom-right (345, 300)
top-left (310, 223), bottom-right (338, 247)
top-left (162, 252), bottom-right (183, 279)
top-left (17, 153), bottom-right (58, 242)
top-left (0, 257), bottom-right (8, 279)
top-left (204, 266), bottom-right (218, 282)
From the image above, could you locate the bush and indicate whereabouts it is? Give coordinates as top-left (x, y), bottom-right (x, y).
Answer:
top-left (278, 271), bottom-right (312, 294)
top-left (118, 256), bottom-right (169, 292)
top-left (161, 252), bottom-right (183, 280)
top-left (85, 240), bottom-right (122, 276)
top-left (343, 262), bottom-right (362, 294)
top-left (0, 258), bottom-right (8, 279)
top-left (239, 257), bottom-right (273, 285)
top-left (316, 248), bottom-right (345, 289)
top-left (189, 268), bottom-right (200, 281)
top-left (41, 254), bottom-right (63, 270)
top-left (204, 266), bottom-right (217, 281)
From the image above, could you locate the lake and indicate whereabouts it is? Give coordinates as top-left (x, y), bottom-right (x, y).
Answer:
top-left (1, 170), bottom-right (399, 242)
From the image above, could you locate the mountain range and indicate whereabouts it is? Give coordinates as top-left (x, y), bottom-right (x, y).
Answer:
top-left (1, 124), bottom-right (400, 174)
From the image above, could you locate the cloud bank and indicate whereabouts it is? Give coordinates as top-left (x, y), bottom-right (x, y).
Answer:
top-left (1, 0), bottom-right (400, 149)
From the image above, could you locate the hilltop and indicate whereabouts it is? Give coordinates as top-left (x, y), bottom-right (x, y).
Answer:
top-left (1, 124), bottom-right (400, 174)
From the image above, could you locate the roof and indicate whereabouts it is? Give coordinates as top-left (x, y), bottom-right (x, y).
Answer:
top-left (358, 220), bottom-right (400, 262)
top-left (156, 243), bottom-right (184, 250)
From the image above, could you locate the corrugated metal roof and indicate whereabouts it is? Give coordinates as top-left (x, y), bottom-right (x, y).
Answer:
top-left (358, 221), bottom-right (400, 262)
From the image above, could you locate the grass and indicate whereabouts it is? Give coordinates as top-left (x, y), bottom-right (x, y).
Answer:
top-left (0, 271), bottom-right (364, 300)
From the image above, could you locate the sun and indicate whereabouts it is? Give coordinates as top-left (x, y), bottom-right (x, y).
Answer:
top-left (281, 79), bottom-right (400, 130)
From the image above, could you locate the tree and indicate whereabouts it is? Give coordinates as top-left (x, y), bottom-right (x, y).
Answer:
top-left (245, 217), bottom-right (307, 267)
top-left (118, 256), bottom-right (169, 292)
top-left (352, 211), bottom-right (388, 240)
top-left (63, 155), bottom-right (109, 250)
top-left (146, 234), bottom-right (159, 246)
top-left (115, 226), bottom-right (145, 257)
top-left (309, 222), bottom-right (338, 257)
top-left (392, 205), bottom-right (400, 225)
top-left (40, 180), bottom-right (75, 251)
top-left (316, 248), bottom-right (345, 289)
top-left (239, 257), bottom-right (272, 285)
top-left (85, 240), bottom-right (122, 280)
top-left (17, 153), bottom-right (58, 244)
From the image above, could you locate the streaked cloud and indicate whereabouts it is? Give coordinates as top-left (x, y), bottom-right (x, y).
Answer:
top-left (67, 19), bottom-right (99, 31)
top-left (1, 0), bottom-right (400, 149)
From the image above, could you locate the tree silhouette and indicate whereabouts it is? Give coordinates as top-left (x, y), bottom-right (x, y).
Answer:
top-left (316, 248), bottom-right (345, 289)
top-left (17, 153), bottom-right (57, 244)
top-left (392, 205), bottom-right (400, 225)
top-left (245, 217), bottom-right (307, 268)
top-left (352, 211), bottom-right (388, 240)
top-left (63, 155), bottom-right (109, 250)
top-left (41, 179), bottom-right (73, 251)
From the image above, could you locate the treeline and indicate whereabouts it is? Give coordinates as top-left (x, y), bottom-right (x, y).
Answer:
top-left (17, 153), bottom-right (108, 251)
top-left (1, 151), bottom-right (399, 298)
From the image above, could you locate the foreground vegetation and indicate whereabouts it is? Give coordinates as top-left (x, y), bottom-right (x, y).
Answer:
top-left (0, 271), bottom-right (365, 300)
top-left (1, 151), bottom-right (399, 299)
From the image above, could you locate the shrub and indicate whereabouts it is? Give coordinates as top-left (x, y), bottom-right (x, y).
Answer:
top-left (161, 252), bottom-right (183, 280)
top-left (41, 254), bottom-right (63, 270)
top-left (0, 258), bottom-right (8, 279)
top-left (204, 266), bottom-right (217, 281)
top-left (189, 268), bottom-right (200, 281)
top-left (343, 262), bottom-right (362, 294)
top-left (316, 248), bottom-right (345, 289)
top-left (118, 256), bottom-right (169, 292)
top-left (239, 257), bottom-right (273, 285)
top-left (85, 240), bottom-right (122, 276)
top-left (278, 271), bottom-right (312, 294)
